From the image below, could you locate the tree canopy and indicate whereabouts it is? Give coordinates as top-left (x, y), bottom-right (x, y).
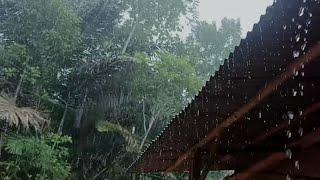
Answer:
top-left (0, 0), bottom-right (242, 179)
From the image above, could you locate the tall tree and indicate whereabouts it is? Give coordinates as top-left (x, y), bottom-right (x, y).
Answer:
top-left (186, 18), bottom-right (242, 79)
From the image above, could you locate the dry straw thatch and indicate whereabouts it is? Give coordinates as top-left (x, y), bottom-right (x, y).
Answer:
top-left (0, 95), bottom-right (48, 130)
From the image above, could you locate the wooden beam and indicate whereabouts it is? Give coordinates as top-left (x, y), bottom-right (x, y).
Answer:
top-left (189, 149), bottom-right (202, 180)
top-left (166, 43), bottom-right (320, 172)
top-left (234, 128), bottom-right (320, 180)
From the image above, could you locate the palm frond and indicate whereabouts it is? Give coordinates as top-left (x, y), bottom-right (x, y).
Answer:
top-left (0, 95), bottom-right (48, 130)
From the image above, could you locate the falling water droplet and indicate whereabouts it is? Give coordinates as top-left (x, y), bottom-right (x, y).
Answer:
top-left (259, 111), bottom-right (262, 119)
top-left (308, 12), bottom-right (313, 17)
top-left (298, 24), bottom-right (302, 29)
top-left (283, 25), bottom-right (287, 30)
top-left (298, 128), bottom-right (303, 136)
top-left (306, 19), bottom-right (311, 26)
top-left (299, 7), bottom-right (305, 16)
top-left (286, 149), bottom-right (292, 159)
top-left (301, 43), bottom-right (307, 51)
top-left (286, 175), bottom-right (291, 180)
top-left (287, 111), bottom-right (294, 120)
top-left (293, 51), bottom-right (300, 58)
top-left (286, 130), bottom-right (292, 138)
top-left (299, 111), bottom-right (303, 116)
top-left (295, 161), bottom-right (300, 170)
top-left (293, 89), bottom-right (297, 97)
top-left (295, 34), bottom-right (300, 42)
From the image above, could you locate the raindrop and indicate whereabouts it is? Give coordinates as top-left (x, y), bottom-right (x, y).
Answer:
top-left (286, 175), bottom-right (291, 180)
top-left (302, 72), bottom-right (305, 77)
top-left (298, 128), bottom-right (303, 136)
top-left (287, 111), bottom-right (294, 120)
top-left (297, 24), bottom-right (302, 29)
top-left (286, 130), bottom-right (292, 138)
top-left (308, 12), bottom-right (313, 17)
top-left (259, 111), bottom-right (262, 119)
top-left (300, 84), bottom-right (304, 90)
top-left (293, 51), bottom-right (300, 58)
top-left (306, 19), bottom-right (311, 26)
top-left (301, 43), bottom-right (307, 51)
top-left (131, 126), bottom-right (135, 134)
top-left (299, 111), bottom-right (303, 116)
top-left (283, 25), bottom-right (287, 30)
top-left (299, 7), bottom-right (305, 16)
top-left (285, 149), bottom-right (292, 159)
top-left (295, 34), bottom-right (300, 42)
top-left (295, 161), bottom-right (300, 170)
top-left (292, 18), bottom-right (295, 22)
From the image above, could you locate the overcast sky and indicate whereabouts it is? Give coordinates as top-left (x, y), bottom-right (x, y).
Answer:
top-left (183, 0), bottom-right (274, 37)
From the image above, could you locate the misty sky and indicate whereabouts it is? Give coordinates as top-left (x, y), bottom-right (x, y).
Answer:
top-left (183, 0), bottom-right (274, 37)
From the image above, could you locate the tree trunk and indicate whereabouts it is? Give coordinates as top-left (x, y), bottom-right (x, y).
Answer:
top-left (0, 124), bottom-right (8, 158)
top-left (121, 21), bottom-right (138, 55)
top-left (58, 103), bottom-right (68, 134)
top-left (74, 93), bottom-right (87, 129)
top-left (14, 75), bottom-right (23, 104)
top-left (142, 99), bottom-right (147, 133)
top-left (139, 108), bottom-right (160, 151)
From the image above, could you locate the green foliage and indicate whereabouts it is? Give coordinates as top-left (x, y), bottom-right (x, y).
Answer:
top-left (0, 0), bottom-right (242, 179)
top-left (1, 0), bottom-right (80, 58)
top-left (179, 18), bottom-right (242, 79)
top-left (97, 121), bottom-right (140, 152)
top-left (1, 134), bottom-right (72, 180)
top-left (133, 53), bottom-right (201, 109)
top-left (116, 0), bottom-right (198, 55)
top-left (0, 0), bottom-right (81, 97)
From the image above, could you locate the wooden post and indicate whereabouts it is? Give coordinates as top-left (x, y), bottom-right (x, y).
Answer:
top-left (190, 149), bottom-right (202, 180)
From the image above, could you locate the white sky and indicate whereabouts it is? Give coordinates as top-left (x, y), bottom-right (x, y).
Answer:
top-left (182, 0), bottom-right (274, 37)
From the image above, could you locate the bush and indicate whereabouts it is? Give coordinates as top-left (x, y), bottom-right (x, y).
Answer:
top-left (0, 134), bottom-right (72, 180)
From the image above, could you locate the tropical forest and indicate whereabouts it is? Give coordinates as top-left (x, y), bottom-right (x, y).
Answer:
top-left (0, 0), bottom-right (245, 179)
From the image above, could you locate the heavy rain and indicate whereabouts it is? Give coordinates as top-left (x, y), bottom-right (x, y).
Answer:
top-left (0, 0), bottom-right (320, 180)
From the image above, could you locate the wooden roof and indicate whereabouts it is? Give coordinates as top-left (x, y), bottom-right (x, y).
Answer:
top-left (130, 0), bottom-right (320, 178)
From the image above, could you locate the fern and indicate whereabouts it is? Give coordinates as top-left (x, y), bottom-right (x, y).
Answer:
top-left (3, 135), bottom-right (72, 180)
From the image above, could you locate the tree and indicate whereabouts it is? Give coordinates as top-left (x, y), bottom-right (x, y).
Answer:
top-left (171, 18), bottom-right (242, 80)
top-left (130, 52), bottom-right (201, 147)
top-left (119, 0), bottom-right (198, 55)
top-left (0, 0), bottom-right (80, 95)
top-left (0, 0), bottom-right (243, 179)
